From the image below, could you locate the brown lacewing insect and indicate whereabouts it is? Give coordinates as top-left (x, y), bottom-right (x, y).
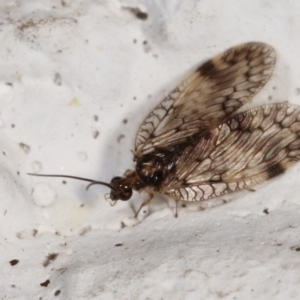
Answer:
top-left (29, 42), bottom-right (300, 217)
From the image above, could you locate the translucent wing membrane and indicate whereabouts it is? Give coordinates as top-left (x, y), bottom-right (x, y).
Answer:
top-left (162, 103), bottom-right (300, 202)
top-left (135, 43), bottom-right (276, 158)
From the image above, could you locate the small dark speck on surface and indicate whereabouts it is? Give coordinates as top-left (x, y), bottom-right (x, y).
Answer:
top-left (9, 259), bottom-right (19, 266)
top-left (94, 115), bottom-right (98, 121)
top-left (19, 142), bottom-right (31, 154)
top-left (123, 119), bottom-right (128, 124)
top-left (290, 245), bottom-right (300, 251)
top-left (128, 8), bottom-right (148, 20)
top-left (55, 290), bottom-right (61, 296)
top-left (133, 96), bottom-right (136, 100)
top-left (11, 124), bottom-right (15, 128)
top-left (115, 243), bottom-right (123, 247)
top-left (2, 151), bottom-right (6, 156)
top-left (62, 180), bottom-right (67, 184)
top-left (32, 229), bottom-right (38, 236)
top-left (43, 253), bottom-right (58, 267)
top-left (117, 134), bottom-right (125, 143)
top-left (263, 208), bottom-right (269, 215)
top-left (133, 39), bottom-right (137, 43)
top-left (54, 72), bottom-right (62, 86)
top-left (272, 86), bottom-right (276, 90)
top-left (143, 40), bottom-right (151, 53)
top-left (40, 279), bottom-right (50, 287)
top-left (6, 82), bottom-right (13, 86)
top-left (93, 130), bottom-right (99, 139)
top-left (296, 88), bottom-right (300, 95)
top-left (268, 95), bottom-right (272, 101)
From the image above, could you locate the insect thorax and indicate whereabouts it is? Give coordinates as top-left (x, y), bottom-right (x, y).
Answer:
top-left (135, 150), bottom-right (177, 188)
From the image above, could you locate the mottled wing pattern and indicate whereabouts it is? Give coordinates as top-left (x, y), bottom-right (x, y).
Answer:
top-left (161, 104), bottom-right (300, 202)
top-left (134, 43), bottom-right (276, 158)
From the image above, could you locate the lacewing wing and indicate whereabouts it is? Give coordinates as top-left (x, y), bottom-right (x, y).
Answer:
top-left (29, 42), bottom-right (300, 217)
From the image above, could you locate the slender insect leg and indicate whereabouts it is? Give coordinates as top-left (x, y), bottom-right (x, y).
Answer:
top-left (245, 186), bottom-right (256, 192)
top-left (175, 200), bottom-right (179, 218)
top-left (135, 192), bottom-right (154, 218)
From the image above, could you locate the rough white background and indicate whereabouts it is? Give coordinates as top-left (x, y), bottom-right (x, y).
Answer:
top-left (0, 0), bottom-right (300, 299)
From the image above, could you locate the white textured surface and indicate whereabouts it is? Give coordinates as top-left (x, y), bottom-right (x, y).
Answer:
top-left (0, 0), bottom-right (300, 299)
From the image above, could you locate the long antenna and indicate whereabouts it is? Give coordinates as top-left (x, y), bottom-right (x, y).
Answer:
top-left (27, 173), bottom-right (115, 191)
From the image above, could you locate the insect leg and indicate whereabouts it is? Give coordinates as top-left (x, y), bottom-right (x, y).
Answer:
top-left (135, 192), bottom-right (154, 218)
top-left (175, 200), bottom-right (179, 218)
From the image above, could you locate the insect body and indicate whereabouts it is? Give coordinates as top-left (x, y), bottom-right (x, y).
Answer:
top-left (29, 43), bottom-right (300, 217)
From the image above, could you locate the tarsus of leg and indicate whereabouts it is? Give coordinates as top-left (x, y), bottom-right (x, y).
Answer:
top-left (135, 193), bottom-right (154, 218)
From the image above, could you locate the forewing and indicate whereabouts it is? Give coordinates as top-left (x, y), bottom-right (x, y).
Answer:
top-left (135, 42), bottom-right (276, 158)
top-left (161, 103), bottom-right (300, 202)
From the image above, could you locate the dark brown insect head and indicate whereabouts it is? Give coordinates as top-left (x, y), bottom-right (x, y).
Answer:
top-left (109, 177), bottom-right (132, 200)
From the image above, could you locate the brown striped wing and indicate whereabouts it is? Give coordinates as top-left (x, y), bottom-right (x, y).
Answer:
top-left (134, 43), bottom-right (276, 158)
top-left (160, 104), bottom-right (300, 202)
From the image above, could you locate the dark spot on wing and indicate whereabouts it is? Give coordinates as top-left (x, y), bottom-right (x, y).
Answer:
top-left (198, 59), bottom-right (216, 77)
top-left (55, 290), bottom-right (61, 296)
top-left (267, 163), bottom-right (285, 179)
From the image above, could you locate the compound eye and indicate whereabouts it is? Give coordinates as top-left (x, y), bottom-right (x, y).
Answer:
top-left (110, 190), bottom-right (120, 200)
top-left (119, 188), bottom-right (132, 201)
top-left (110, 177), bottom-right (122, 185)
